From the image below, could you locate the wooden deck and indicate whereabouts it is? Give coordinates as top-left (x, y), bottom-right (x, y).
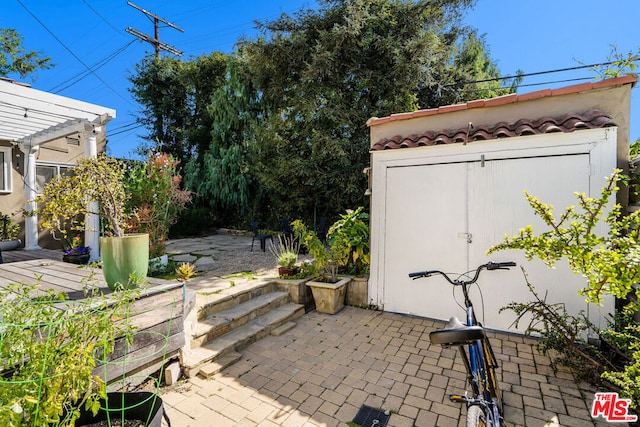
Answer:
top-left (1, 247), bottom-right (63, 263)
top-left (1, 249), bottom-right (169, 295)
top-left (0, 248), bottom-right (185, 388)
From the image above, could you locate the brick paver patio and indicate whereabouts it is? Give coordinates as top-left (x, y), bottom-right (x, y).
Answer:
top-left (160, 306), bottom-right (617, 427)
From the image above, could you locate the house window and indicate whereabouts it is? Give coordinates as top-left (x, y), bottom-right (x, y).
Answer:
top-left (0, 146), bottom-right (12, 193)
top-left (35, 163), bottom-right (73, 194)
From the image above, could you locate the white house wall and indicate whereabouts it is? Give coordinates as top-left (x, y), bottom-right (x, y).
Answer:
top-left (370, 127), bottom-right (617, 333)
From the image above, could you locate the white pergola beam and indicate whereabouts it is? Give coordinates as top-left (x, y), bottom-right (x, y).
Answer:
top-left (0, 79), bottom-right (115, 144)
top-left (22, 119), bottom-right (85, 146)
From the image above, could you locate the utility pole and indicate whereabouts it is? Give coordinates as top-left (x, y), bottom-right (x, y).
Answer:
top-left (126, 1), bottom-right (184, 59)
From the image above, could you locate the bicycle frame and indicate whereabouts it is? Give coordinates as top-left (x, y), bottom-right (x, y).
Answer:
top-left (409, 262), bottom-right (514, 426)
top-left (460, 282), bottom-right (502, 426)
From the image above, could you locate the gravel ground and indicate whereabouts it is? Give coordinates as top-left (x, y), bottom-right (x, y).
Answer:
top-left (165, 232), bottom-right (312, 279)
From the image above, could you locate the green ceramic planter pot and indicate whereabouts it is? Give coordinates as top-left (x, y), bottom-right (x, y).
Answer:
top-left (100, 233), bottom-right (149, 290)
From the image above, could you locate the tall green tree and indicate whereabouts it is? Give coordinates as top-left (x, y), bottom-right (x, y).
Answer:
top-left (0, 28), bottom-right (52, 79)
top-left (128, 53), bottom-right (228, 165)
top-left (238, 0), bottom-right (514, 224)
top-left (183, 58), bottom-right (259, 224)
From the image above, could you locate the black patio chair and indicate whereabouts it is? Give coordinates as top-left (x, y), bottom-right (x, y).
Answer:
top-left (317, 216), bottom-right (328, 244)
top-left (282, 218), bottom-right (293, 240)
top-left (250, 221), bottom-right (274, 252)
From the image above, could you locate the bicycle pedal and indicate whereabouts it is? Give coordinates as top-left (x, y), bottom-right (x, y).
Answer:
top-left (449, 394), bottom-right (467, 403)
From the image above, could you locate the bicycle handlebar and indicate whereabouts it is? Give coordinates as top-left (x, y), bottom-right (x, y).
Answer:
top-left (408, 261), bottom-right (516, 285)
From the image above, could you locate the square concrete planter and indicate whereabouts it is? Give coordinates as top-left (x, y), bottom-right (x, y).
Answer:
top-left (307, 276), bottom-right (351, 314)
top-left (273, 277), bottom-right (314, 306)
top-left (346, 276), bottom-right (369, 307)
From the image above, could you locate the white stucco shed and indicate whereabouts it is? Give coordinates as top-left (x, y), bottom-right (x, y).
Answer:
top-left (367, 75), bottom-right (636, 333)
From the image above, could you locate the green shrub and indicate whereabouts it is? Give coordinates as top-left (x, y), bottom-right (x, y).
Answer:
top-left (124, 153), bottom-right (192, 258)
top-left (169, 206), bottom-right (215, 237)
top-left (292, 207), bottom-right (370, 281)
top-left (0, 212), bottom-right (20, 241)
top-left (0, 279), bottom-right (137, 425)
top-left (489, 169), bottom-right (640, 408)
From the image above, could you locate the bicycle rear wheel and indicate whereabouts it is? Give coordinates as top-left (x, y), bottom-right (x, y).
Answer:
top-left (466, 405), bottom-right (489, 427)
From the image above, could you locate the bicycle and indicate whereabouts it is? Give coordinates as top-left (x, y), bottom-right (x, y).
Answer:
top-left (409, 261), bottom-right (516, 427)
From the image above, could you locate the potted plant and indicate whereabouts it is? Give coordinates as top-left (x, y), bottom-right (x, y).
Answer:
top-left (292, 218), bottom-right (347, 314)
top-left (270, 234), bottom-right (299, 276)
top-left (328, 207), bottom-right (370, 306)
top-left (0, 211), bottom-right (21, 251)
top-left (124, 153), bottom-right (192, 270)
top-left (74, 391), bottom-right (165, 427)
top-left (0, 278), bottom-right (140, 426)
top-left (36, 154), bottom-right (148, 289)
top-left (62, 235), bottom-right (91, 265)
top-left (292, 208), bottom-right (371, 313)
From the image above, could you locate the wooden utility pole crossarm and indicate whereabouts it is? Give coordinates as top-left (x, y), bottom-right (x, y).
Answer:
top-left (126, 1), bottom-right (184, 59)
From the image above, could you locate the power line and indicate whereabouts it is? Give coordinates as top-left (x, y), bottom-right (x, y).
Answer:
top-left (445, 59), bottom-right (638, 87)
top-left (81, 0), bottom-right (122, 35)
top-left (457, 77), bottom-right (595, 94)
top-left (110, 121), bottom-right (141, 132)
top-left (109, 122), bottom-right (145, 136)
top-left (506, 77), bottom-right (594, 89)
top-left (16, 0), bottom-right (134, 106)
top-left (48, 40), bottom-right (136, 93)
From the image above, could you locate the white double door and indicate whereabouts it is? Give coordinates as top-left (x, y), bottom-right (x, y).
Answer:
top-left (382, 153), bottom-right (599, 332)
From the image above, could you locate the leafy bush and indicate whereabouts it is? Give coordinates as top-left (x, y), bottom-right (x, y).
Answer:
top-left (292, 207), bottom-right (370, 281)
top-left (490, 169), bottom-right (640, 408)
top-left (36, 155), bottom-right (129, 238)
top-left (169, 206), bottom-right (215, 237)
top-left (0, 279), bottom-right (137, 425)
top-left (501, 272), bottom-right (616, 382)
top-left (327, 207), bottom-right (370, 276)
top-left (600, 313), bottom-right (640, 409)
top-left (0, 212), bottom-right (20, 241)
top-left (125, 153), bottom-right (192, 258)
top-left (489, 169), bottom-right (640, 310)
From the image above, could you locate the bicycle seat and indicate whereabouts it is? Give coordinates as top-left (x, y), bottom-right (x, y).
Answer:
top-left (429, 316), bottom-right (485, 346)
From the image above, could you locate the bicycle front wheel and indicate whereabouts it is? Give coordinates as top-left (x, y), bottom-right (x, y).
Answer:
top-left (466, 405), bottom-right (490, 427)
top-left (482, 338), bottom-right (503, 416)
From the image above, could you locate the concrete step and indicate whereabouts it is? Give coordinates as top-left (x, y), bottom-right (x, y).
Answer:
top-left (191, 291), bottom-right (291, 348)
top-left (197, 281), bottom-right (278, 318)
top-left (181, 303), bottom-right (304, 378)
top-left (198, 351), bottom-right (242, 379)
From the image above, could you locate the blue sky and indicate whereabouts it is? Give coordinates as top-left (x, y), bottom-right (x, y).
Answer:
top-left (2, 1), bottom-right (638, 159)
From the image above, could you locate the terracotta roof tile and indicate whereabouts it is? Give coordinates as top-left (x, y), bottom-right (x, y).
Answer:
top-left (467, 99), bottom-right (486, 109)
top-left (516, 88), bottom-right (552, 102)
top-left (390, 112), bottom-right (415, 121)
top-left (484, 93), bottom-right (518, 107)
top-left (371, 110), bottom-right (617, 150)
top-left (551, 82), bottom-right (593, 96)
top-left (368, 75), bottom-right (637, 128)
top-left (438, 104), bottom-right (467, 114)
